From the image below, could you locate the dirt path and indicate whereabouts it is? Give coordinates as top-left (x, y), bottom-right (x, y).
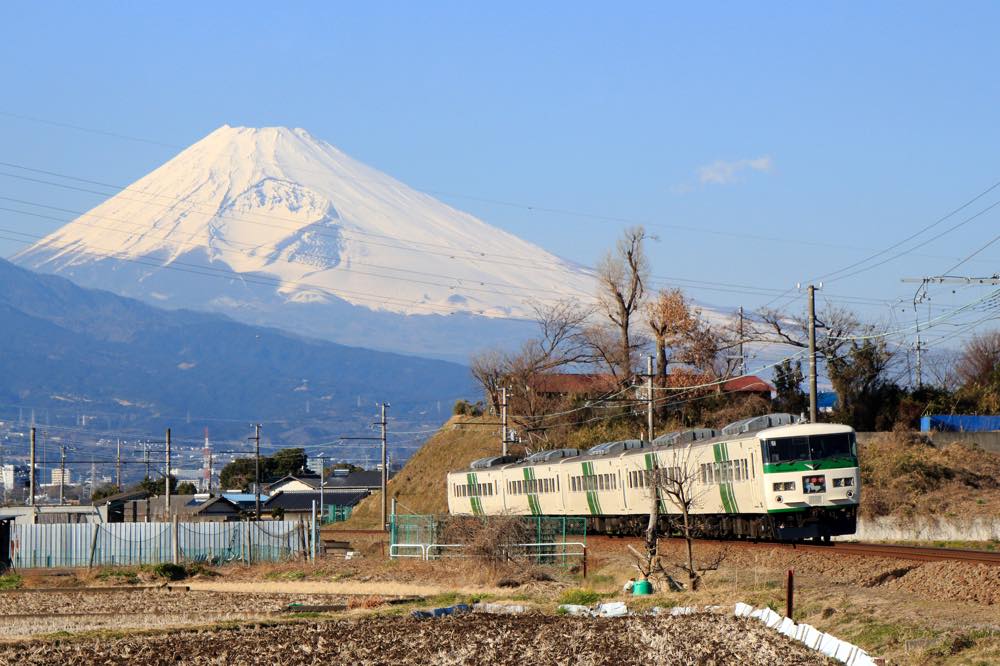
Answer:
top-left (185, 579), bottom-right (466, 597)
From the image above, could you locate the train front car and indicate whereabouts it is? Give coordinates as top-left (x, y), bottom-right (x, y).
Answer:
top-left (758, 423), bottom-right (859, 540)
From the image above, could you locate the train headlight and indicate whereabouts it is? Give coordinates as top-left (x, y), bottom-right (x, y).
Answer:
top-left (846, 490), bottom-right (854, 498)
top-left (775, 495), bottom-right (783, 503)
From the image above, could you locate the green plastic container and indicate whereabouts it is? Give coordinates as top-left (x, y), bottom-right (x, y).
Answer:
top-left (632, 580), bottom-right (652, 596)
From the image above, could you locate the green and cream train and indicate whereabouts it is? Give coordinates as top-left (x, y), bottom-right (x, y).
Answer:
top-left (447, 414), bottom-right (858, 540)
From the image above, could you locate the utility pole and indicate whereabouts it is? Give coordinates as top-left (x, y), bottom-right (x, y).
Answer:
top-left (806, 284), bottom-right (820, 424)
top-left (29, 427), bottom-right (35, 507)
top-left (250, 424), bottom-right (261, 520)
top-left (202, 428), bottom-right (211, 494)
top-left (500, 387), bottom-right (509, 456)
top-left (59, 445), bottom-right (66, 505)
top-left (646, 355), bottom-right (654, 441)
top-left (380, 403), bottom-right (389, 532)
top-left (915, 334), bottom-right (923, 390)
top-left (738, 306), bottom-right (746, 376)
top-left (165, 428), bottom-right (172, 516)
top-left (318, 452), bottom-right (325, 525)
top-left (143, 442), bottom-right (150, 481)
top-left (116, 439), bottom-right (122, 490)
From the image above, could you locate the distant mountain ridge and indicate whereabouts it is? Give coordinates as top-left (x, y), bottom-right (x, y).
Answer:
top-left (0, 258), bottom-right (473, 444)
top-left (14, 125), bottom-right (595, 361)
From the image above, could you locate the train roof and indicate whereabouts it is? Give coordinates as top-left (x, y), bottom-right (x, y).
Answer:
top-left (450, 415), bottom-right (853, 473)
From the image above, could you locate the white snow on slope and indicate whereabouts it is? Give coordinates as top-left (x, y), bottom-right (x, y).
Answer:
top-left (16, 125), bottom-right (595, 318)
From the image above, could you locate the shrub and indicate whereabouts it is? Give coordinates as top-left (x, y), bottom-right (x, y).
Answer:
top-left (152, 563), bottom-right (187, 580)
top-left (558, 588), bottom-right (601, 606)
top-left (0, 574), bottom-right (21, 590)
top-left (439, 515), bottom-right (533, 568)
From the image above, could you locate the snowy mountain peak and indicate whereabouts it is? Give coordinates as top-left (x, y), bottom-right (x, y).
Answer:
top-left (16, 126), bottom-right (595, 321)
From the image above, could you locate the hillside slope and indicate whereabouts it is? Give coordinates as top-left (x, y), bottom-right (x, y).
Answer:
top-left (0, 258), bottom-right (472, 444)
top-left (343, 416), bottom-right (519, 528)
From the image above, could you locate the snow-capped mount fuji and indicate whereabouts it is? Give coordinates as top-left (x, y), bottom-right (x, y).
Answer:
top-left (15, 125), bottom-right (596, 360)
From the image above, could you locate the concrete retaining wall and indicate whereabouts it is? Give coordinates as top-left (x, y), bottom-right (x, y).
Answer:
top-left (835, 516), bottom-right (1000, 542)
top-left (856, 430), bottom-right (1000, 454)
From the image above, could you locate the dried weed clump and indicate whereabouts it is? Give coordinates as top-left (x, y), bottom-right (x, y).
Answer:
top-left (439, 515), bottom-right (533, 569)
top-left (860, 431), bottom-right (1000, 518)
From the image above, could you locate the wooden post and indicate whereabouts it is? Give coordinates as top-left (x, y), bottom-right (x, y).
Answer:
top-left (786, 569), bottom-right (794, 619)
top-left (88, 524), bottom-right (100, 568)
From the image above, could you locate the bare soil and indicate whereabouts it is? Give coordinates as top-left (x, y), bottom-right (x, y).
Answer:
top-left (0, 589), bottom-right (350, 637)
top-left (0, 614), bottom-right (827, 665)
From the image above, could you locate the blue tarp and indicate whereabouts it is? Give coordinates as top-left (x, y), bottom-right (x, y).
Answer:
top-left (920, 415), bottom-right (1000, 432)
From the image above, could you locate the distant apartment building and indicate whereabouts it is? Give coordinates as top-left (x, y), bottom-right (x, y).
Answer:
top-left (0, 464), bottom-right (30, 490)
top-left (51, 468), bottom-right (72, 485)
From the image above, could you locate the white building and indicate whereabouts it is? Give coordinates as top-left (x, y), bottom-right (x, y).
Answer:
top-left (51, 468), bottom-right (72, 485)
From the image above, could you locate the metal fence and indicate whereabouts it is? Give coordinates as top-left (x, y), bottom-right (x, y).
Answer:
top-left (389, 514), bottom-right (587, 566)
top-left (10, 520), bottom-right (307, 569)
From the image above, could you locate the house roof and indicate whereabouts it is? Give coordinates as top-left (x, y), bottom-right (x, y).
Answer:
top-left (93, 489), bottom-right (151, 506)
top-left (720, 375), bottom-right (774, 393)
top-left (266, 471), bottom-right (385, 492)
top-left (130, 494), bottom-right (241, 515)
top-left (264, 489), bottom-right (370, 511)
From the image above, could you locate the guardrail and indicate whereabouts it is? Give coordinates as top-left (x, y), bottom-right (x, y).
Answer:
top-left (388, 543), bottom-right (427, 559)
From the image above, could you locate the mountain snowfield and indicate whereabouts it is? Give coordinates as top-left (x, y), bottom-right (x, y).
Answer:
top-left (16, 125), bottom-right (596, 359)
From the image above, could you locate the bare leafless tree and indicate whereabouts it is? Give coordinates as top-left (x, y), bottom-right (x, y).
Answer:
top-left (653, 447), bottom-right (725, 591)
top-left (595, 226), bottom-right (649, 381)
top-left (470, 348), bottom-right (507, 413)
top-left (748, 303), bottom-right (861, 361)
top-left (957, 330), bottom-right (1000, 387)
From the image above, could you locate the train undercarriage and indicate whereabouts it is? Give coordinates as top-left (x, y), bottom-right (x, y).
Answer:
top-left (586, 505), bottom-right (857, 542)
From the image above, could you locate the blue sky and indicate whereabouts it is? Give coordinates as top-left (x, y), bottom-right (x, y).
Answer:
top-left (2, 2), bottom-right (999, 349)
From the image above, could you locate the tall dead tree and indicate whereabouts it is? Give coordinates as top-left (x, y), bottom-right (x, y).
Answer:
top-left (594, 226), bottom-right (649, 382)
top-left (646, 288), bottom-right (698, 381)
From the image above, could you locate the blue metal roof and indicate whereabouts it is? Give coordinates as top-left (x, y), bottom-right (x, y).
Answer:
top-left (223, 492), bottom-right (269, 504)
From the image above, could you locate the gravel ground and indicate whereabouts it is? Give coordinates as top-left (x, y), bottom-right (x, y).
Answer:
top-left (0, 614), bottom-right (828, 665)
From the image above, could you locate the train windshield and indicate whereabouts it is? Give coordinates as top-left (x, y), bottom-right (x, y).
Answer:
top-left (762, 432), bottom-right (856, 463)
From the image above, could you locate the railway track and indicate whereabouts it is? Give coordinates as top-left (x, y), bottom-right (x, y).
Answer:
top-left (588, 535), bottom-right (1000, 566)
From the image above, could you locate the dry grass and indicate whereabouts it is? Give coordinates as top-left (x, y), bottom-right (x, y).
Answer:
top-left (342, 416), bottom-right (512, 528)
top-left (860, 430), bottom-right (1000, 519)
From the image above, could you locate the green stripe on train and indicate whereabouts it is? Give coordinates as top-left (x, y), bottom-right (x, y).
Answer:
top-left (467, 472), bottom-right (483, 516)
top-left (712, 443), bottom-right (734, 514)
top-left (523, 467), bottom-right (540, 516)
top-left (722, 442), bottom-right (739, 514)
top-left (762, 457), bottom-right (857, 474)
top-left (644, 452), bottom-right (667, 512)
top-left (582, 461), bottom-right (602, 515)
